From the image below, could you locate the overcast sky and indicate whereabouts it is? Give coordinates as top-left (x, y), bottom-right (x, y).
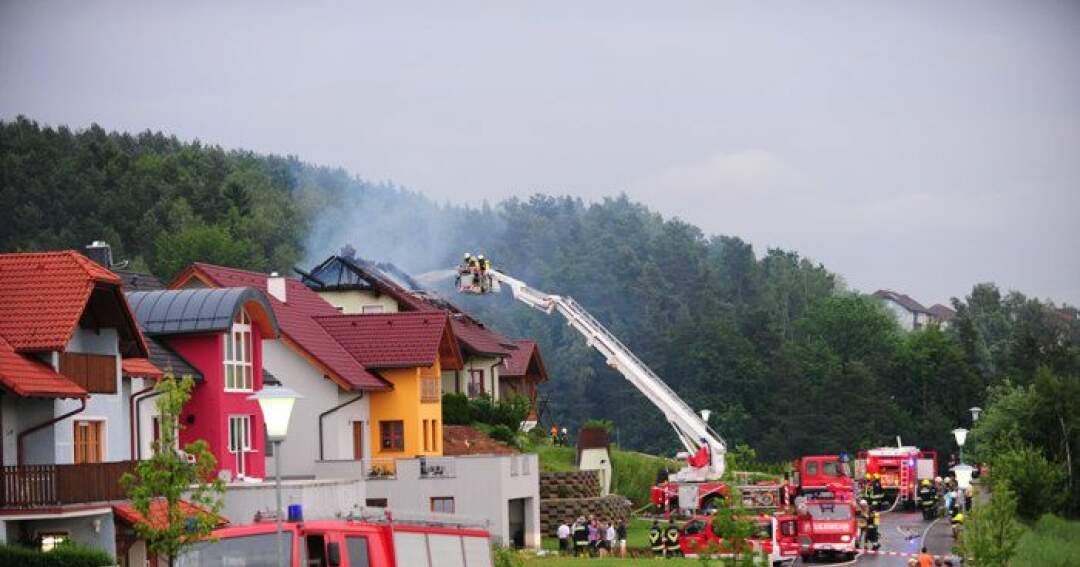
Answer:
top-left (2, 1), bottom-right (1078, 306)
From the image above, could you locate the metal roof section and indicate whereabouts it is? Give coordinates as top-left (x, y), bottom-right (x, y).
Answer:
top-left (126, 287), bottom-right (278, 337)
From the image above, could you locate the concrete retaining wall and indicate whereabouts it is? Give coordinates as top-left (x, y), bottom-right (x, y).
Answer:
top-left (539, 494), bottom-right (632, 534)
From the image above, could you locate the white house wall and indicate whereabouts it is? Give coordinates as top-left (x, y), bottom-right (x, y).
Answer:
top-left (316, 290), bottom-right (400, 315)
top-left (262, 340), bottom-right (371, 478)
top-left (1, 396), bottom-right (55, 466)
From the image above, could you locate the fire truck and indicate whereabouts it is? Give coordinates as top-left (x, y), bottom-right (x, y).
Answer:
top-left (175, 512), bottom-right (493, 567)
top-left (680, 513), bottom-right (801, 565)
top-left (792, 454), bottom-right (854, 497)
top-left (463, 266), bottom-right (729, 513)
top-left (795, 494), bottom-right (859, 562)
top-left (855, 446), bottom-right (937, 509)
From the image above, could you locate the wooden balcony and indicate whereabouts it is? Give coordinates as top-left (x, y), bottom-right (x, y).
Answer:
top-left (60, 352), bottom-right (118, 394)
top-left (0, 461), bottom-right (134, 509)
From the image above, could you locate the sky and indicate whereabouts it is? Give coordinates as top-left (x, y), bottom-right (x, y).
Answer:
top-left (2, 1), bottom-right (1078, 306)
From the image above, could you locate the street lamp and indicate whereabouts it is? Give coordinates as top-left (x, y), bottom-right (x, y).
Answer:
top-left (250, 386), bottom-right (302, 567)
top-left (969, 406), bottom-right (982, 422)
top-left (952, 428), bottom-right (968, 464)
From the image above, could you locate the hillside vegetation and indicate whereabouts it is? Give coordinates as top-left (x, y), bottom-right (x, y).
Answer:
top-left (2, 117), bottom-right (1077, 517)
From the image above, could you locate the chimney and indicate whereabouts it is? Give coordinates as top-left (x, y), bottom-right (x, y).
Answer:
top-left (267, 272), bottom-right (287, 303)
top-left (84, 241), bottom-right (114, 268)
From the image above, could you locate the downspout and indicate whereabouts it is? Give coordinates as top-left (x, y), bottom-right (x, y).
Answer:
top-left (18, 398), bottom-right (86, 465)
top-left (131, 384), bottom-right (164, 460)
top-left (318, 393), bottom-right (365, 461)
top-left (489, 361), bottom-right (501, 400)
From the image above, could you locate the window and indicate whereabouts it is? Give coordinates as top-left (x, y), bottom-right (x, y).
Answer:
top-left (177, 533), bottom-right (291, 567)
top-left (422, 419), bottom-right (430, 452)
top-left (229, 416), bottom-right (252, 477)
top-left (361, 304), bottom-right (385, 314)
top-left (73, 420), bottom-right (104, 464)
top-left (40, 533), bottom-right (68, 552)
top-left (781, 520), bottom-right (797, 537)
top-left (467, 369), bottom-right (485, 397)
top-left (806, 461), bottom-right (818, 476)
top-left (431, 497), bottom-right (455, 514)
top-left (421, 375), bottom-right (440, 403)
top-left (380, 420), bottom-right (404, 452)
top-left (431, 419), bottom-right (439, 453)
top-left (224, 310), bottom-right (253, 391)
top-left (352, 421), bottom-right (364, 460)
top-left (823, 461), bottom-right (840, 477)
top-left (345, 537), bottom-right (371, 567)
top-left (365, 498), bottom-right (388, 508)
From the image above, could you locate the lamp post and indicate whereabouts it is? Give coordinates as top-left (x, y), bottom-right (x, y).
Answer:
top-left (250, 386), bottom-right (302, 567)
top-left (952, 427), bottom-right (968, 465)
top-left (969, 406), bottom-right (982, 422)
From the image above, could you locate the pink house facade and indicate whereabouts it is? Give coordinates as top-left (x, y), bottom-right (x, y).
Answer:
top-left (126, 287), bottom-right (279, 480)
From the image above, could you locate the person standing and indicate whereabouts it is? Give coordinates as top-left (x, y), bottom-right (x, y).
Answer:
top-left (856, 499), bottom-right (870, 548)
top-left (665, 520), bottom-right (681, 558)
top-left (917, 547), bottom-right (934, 567)
top-left (556, 520), bottom-right (570, 554)
top-left (870, 473), bottom-right (885, 510)
top-left (572, 517), bottom-right (589, 556)
top-left (616, 520), bottom-right (628, 557)
top-left (648, 520), bottom-right (664, 557)
top-left (865, 511), bottom-right (881, 551)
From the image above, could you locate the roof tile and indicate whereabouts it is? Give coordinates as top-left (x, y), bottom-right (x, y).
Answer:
top-left (315, 312), bottom-right (457, 369)
top-left (0, 336), bottom-right (87, 398)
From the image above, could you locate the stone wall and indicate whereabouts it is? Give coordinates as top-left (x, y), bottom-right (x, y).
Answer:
top-left (539, 495), bottom-right (633, 534)
top-left (539, 470), bottom-right (601, 500)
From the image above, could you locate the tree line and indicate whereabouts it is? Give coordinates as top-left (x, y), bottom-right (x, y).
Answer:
top-left (2, 117), bottom-right (1076, 516)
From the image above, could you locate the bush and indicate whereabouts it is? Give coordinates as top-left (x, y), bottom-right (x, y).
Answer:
top-left (988, 445), bottom-right (1068, 519)
top-left (492, 546), bottom-right (524, 567)
top-left (442, 392), bottom-right (472, 425)
top-left (471, 394), bottom-right (530, 431)
top-left (488, 424), bottom-right (517, 446)
top-left (1013, 515), bottom-right (1080, 567)
top-left (0, 543), bottom-right (114, 567)
top-left (582, 418), bottom-right (614, 432)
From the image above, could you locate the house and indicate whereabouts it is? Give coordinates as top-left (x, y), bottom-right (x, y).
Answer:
top-left (0, 251), bottom-right (161, 557)
top-left (167, 264), bottom-right (392, 479)
top-left (927, 304), bottom-right (957, 328)
top-left (499, 340), bottom-right (549, 427)
top-left (872, 290), bottom-right (933, 331)
top-left (125, 287), bottom-right (279, 481)
top-left (299, 253), bottom-right (519, 402)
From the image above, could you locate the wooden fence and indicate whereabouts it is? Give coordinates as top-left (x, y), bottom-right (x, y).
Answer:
top-left (0, 461), bottom-right (134, 508)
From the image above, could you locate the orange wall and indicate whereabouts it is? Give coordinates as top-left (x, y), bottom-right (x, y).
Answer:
top-left (369, 360), bottom-right (443, 459)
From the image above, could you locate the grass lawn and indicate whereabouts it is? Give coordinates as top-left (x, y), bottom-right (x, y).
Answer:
top-left (534, 443), bottom-right (681, 507)
top-left (1011, 514), bottom-right (1080, 567)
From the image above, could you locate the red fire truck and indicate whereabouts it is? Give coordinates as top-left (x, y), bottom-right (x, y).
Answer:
top-left (796, 495), bottom-right (859, 562)
top-left (791, 455), bottom-right (854, 497)
top-left (175, 516), bottom-right (493, 567)
top-left (855, 446), bottom-right (937, 509)
top-left (680, 513), bottom-right (801, 565)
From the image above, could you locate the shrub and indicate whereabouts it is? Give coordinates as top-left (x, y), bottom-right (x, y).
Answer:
top-left (488, 424), bottom-right (517, 446)
top-left (471, 394), bottom-right (530, 431)
top-left (582, 418), bottom-right (614, 432)
top-left (988, 444), bottom-right (1068, 519)
top-left (492, 546), bottom-right (524, 567)
top-left (442, 392), bottom-right (472, 424)
top-left (0, 543), bottom-right (114, 567)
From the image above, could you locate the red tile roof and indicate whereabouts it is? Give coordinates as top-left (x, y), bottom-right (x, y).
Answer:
top-left (0, 336), bottom-right (86, 398)
top-left (315, 312), bottom-right (463, 370)
top-left (113, 499), bottom-right (228, 530)
top-left (172, 264), bottom-right (389, 391)
top-left (449, 315), bottom-right (514, 357)
top-left (501, 339), bottom-right (548, 382)
top-left (872, 289), bottom-right (930, 314)
top-left (121, 358), bottom-right (164, 380)
top-left (0, 251), bottom-right (123, 352)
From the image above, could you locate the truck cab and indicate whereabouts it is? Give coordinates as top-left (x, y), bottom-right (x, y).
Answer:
top-left (680, 513), bottom-right (800, 565)
top-left (176, 518), bottom-right (493, 567)
top-left (792, 455), bottom-right (853, 497)
top-left (795, 497), bottom-right (858, 562)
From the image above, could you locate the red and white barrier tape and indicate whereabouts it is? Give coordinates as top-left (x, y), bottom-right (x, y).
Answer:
top-left (858, 548), bottom-right (958, 560)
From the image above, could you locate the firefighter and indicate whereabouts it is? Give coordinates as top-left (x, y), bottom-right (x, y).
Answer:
top-left (856, 499), bottom-right (870, 548)
top-left (865, 511), bottom-right (881, 551)
top-left (863, 473), bottom-right (874, 502)
top-left (870, 473), bottom-right (885, 511)
top-left (664, 520), bottom-right (681, 558)
top-left (918, 479), bottom-right (938, 520)
top-left (572, 517), bottom-right (589, 556)
top-left (648, 520), bottom-right (665, 556)
top-left (950, 511), bottom-right (964, 538)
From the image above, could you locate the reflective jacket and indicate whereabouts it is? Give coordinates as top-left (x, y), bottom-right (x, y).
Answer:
top-left (648, 527), bottom-right (664, 550)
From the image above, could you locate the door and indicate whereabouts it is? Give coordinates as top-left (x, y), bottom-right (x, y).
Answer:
top-left (229, 416), bottom-right (251, 478)
top-left (352, 422), bottom-right (364, 460)
top-left (73, 420), bottom-right (103, 464)
top-left (507, 498), bottom-right (526, 548)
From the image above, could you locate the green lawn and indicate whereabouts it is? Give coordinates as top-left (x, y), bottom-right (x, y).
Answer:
top-left (1012, 515), bottom-right (1080, 567)
top-left (533, 443), bottom-right (680, 507)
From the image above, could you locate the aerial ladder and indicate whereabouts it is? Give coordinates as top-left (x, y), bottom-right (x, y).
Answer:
top-left (473, 269), bottom-right (727, 483)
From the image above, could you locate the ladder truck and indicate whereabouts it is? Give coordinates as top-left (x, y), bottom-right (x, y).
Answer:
top-left (459, 268), bottom-right (729, 512)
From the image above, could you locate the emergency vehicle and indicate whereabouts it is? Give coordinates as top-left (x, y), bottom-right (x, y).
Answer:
top-left (795, 495), bottom-right (859, 562)
top-left (679, 513), bottom-right (800, 566)
top-left (855, 446), bottom-right (937, 509)
top-left (791, 454), bottom-right (854, 497)
top-left (175, 514), bottom-right (493, 567)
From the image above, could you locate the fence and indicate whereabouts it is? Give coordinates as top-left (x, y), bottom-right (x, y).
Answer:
top-left (0, 461), bottom-right (134, 508)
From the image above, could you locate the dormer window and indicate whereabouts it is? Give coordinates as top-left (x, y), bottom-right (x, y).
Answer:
top-left (225, 310), bottom-right (253, 391)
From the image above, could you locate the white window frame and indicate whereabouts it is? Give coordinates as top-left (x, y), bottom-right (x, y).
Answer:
top-left (228, 415), bottom-right (252, 478)
top-left (224, 310), bottom-right (254, 392)
top-left (360, 304), bottom-right (385, 314)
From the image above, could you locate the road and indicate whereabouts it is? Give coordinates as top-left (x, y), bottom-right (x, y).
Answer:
top-left (802, 508), bottom-right (956, 566)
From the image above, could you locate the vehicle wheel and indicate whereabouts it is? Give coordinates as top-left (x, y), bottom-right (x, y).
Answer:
top-left (844, 552), bottom-right (856, 561)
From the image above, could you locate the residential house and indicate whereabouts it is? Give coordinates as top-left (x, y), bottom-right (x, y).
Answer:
top-left (168, 263), bottom-right (394, 479)
top-left (299, 254), bottom-right (519, 402)
top-left (872, 289), bottom-right (933, 331)
top-left (927, 304), bottom-right (957, 328)
top-left (0, 251), bottom-right (161, 557)
top-left (499, 340), bottom-right (549, 427)
top-left (125, 287), bottom-right (279, 481)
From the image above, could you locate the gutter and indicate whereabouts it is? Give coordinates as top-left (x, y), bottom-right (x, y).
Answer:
top-left (131, 384), bottom-right (165, 460)
top-left (18, 398), bottom-right (86, 465)
top-left (318, 393), bottom-right (365, 461)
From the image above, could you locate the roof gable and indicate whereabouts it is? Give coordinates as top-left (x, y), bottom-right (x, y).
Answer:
top-left (501, 339), bottom-right (549, 382)
top-left (0, 251), bottom-right (148, 356)
top-left (126, 288), bottom-right (279, 338)
top-left (173, 264), bottom-right (389, 391)
top-left (872, 290), bottom-right (930, 314)
top-left (315, 312), bottom-right (463, 370)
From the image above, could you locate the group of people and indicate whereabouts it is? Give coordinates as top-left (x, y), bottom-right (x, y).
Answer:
top-left (556, 516), bottom-right (627, 557)
top-left (549, 426), bottom-right (569, 446)
top-left (456, 252), bottom-right (494, 292)
top-left (647, 519), bottom-right (682, 558)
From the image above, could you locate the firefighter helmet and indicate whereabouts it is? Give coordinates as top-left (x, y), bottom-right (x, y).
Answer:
top-left (874, 473), bottom-right (881, 479)
top-left (865, 473), bottom-right (872, 480)
top-left (935, 476), bottom-right (943, 483)
top-left (859, 499), bottom-right (868, 506)
top-left (464, 252), bottom-right (472, 258)
top-left (922, 479), bottom-right (931, 486)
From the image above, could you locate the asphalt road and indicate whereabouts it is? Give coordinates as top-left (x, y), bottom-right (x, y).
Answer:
top-left (801, 508), bottom-right (956, 567)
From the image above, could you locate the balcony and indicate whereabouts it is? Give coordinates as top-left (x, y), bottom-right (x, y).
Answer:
top-left (418, 457), bottom-right (456, 479)
top-left (363, 459), bottom-right (397, 480)
top-left (0, 461), bottom-right (135, 509)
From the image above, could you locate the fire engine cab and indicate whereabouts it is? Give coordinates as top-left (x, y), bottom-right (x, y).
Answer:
top-left (680, 513), bottom-right (801, 565)
top-left (855, 446), bottom-right (937, 509)
top-left (791, 454), bottom-right (854, 497)
top-left (795, 494), bottom-right (858, 562)
top-left (175, 514), bottom-right (493, 567)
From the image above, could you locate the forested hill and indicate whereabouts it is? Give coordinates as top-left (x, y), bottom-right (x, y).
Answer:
top-left (3, 117), bottom-right (1078, 484)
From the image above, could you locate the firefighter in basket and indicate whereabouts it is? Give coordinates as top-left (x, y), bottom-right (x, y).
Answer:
top-left (917, 478), bottom-right (938, 520)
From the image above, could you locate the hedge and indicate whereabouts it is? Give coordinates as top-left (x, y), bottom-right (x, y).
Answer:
top-left (0, 543), bottom-right (114, 567)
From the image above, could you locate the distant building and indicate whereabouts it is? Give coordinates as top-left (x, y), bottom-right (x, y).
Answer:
top-left (927, 304), bottom-right (957, 328)
top-left (872, 290), bottom-right (933, 331)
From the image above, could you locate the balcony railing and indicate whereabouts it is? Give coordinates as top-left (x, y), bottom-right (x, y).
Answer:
top-left (418, 457), bottom-right (455, 479)
top-left (0, 461), bottom-right (135, 509)
top-left (363, 459), bottom-right (397, 480)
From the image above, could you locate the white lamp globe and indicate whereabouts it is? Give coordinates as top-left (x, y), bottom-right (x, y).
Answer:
top-left (970, 407), bottom-right (982, 422)
top-left (249, 386), bottom-right (302, 442)
top-left (952, 428), bottom-right (969, 448)
top-left (952, 464), bottom-right (975, 490)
